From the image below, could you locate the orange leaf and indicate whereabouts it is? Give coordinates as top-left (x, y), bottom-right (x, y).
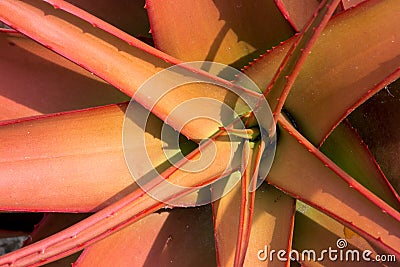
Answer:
top-left (275, 0), bottom-right (320, 31)
top-left (349, 79), bottom-right (400, 194)
top-left (67, 0), bottom-right (151, 38)
top-left (213, 182), bottom-right (295, 266)
top-left (74, 206), bottom-right (216, 267)
top-left (321, 121), bottom-right (399, 209)
top-left (1, 104), bottom-right (152, 212)
top-left (267, 118), bottom-right (400, 256)
top-left (293, 203), bottom-right (383, 266)
top-left (0, 32), bottom-right (127, 121)
top-left (147, 0), bottom-right (293, 66)
top-left (244, 0), bottom-right (400, 144)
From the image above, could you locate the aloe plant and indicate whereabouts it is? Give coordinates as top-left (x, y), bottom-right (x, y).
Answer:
top-left (0, 0), bottom-right (399, 266)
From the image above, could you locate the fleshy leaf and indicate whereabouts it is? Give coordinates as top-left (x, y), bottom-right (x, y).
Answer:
top-left (294, 202), bottom-right (384, 266)
top-left (67, 0), bottom-right (151, 38)
top-left (275, 0), bottom-right (320, 31)
top-left (24, 213), bottom-right (89, 267)
top-left (0, 31), bottom-right (128, 121)
top-left (0, 0), bottom-right (169, 97)
top-left (243, 0), bottom-right (400, 210)
top-left (0, 1), bottom-right (398, 266)
top-left (241, 0), bottom-right (400, 213)
top-left (213, 182), bottom-right (295, 266)
top-left (341, 0), bottom-right (367, 10)
top-left (146, 0), bottom-right (293, 66)
top-left (257, 0), bottom-right (341, 123)
top-left (74, 206), bottom-right (216, 267)
top-left (321, 121), bottom-right (399, 208)
top-left (0, 130), bottom-right (241, 266)
top-left (0, 103), bottom-right (179, 212)
top-left (244, 0), bottom-right (400, 144)
top-left (266, 115), bottom-right (400, 257)
top-left (349, 79), bottom-right (400, 194)
top-left (0, 0), bottom-right (251, 141)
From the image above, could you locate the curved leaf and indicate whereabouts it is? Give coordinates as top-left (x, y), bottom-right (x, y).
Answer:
top-left (23, 213), bottom-right (89, 267)
top-left (252, 0), bottom-right (341, 124)
top-left (0, 103), bottom-right (154, 212)
top-left (74, 206), bottom-right (216, 267)
top-left (275, 0), bottom-right (319, 31)
top-left (320, 121), bottom-right (399, 208)
top-left (267, 116), bottom-right (400, 257)
top-left (213, 183), bottom-right (295, 266)
top-left (67, 0), bottom-right (151, 38)
top-left (294, 202), bottom-right (385, 266)
top-left (0, 0), bottom-right (169, 96)
top-left (146, 0), bottom-right (293, 66)
top-left (0, 130), bottom-right (240, 266)
top-left (244, 0), bottom-right (400, 144)
top-left (349, 79), bottom-right (400, 194)
top-left (341, 0), bottom-right (367, 10)
top-left (0, 0), bottom-right (249, 140)
top-left (0, 31), bottom-right (127, 121)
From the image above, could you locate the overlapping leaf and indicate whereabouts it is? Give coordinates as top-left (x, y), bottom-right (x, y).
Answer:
top-left (74, 207), bottom-right (216, 267)
top-left (0, 0), bottom-right (251, 140)
top-left (0, 104), bottom-right (151, 212)
top-left (349, 79), bottom-right (400, 193)
top-left (0, 0), bottom-right (399, 265)
top-left (67, 0), bottom-right (151, 38)
top-left (275, 0), bottom-right (319, 31)
top-left (213, 183), bottom-right (295, 266)
top-left (321, 121), bottom-right (399, 208)
top-left (24, 213), bottom-right (89, 267)
top-left (244, 0), bottom-right (400, 144)
top-left (269, 116), bottom-right (400, 256)
top-left (146, 0), bottom-right (293, 67)
top-left (0, 32), bottom-right (127, 121)
top-left (293, 202), bottom-right (384, 266)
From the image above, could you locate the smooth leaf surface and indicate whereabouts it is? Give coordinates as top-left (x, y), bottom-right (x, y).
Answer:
top-left (0, 100), bottom-right (208, 211)
top-left (24, 213), bottom-right (89, 267)
top-left (0, 0), bottom-right (168, 97)
top-left (0, 0), bottom-right (250, 141)
top-left (0, 130), bottom-right (241, 266)
top-left (349, 79), bottom-right (400, 194)
top-left (341, 0), bottom-right (367, 9)
top-left (1, 104), bottom-right (145, 212)
top-left (294, 203), bottom-right (384, 266)
top-left (0, 31), bottom-right (128, 121)
top-left (74, 206), bottom-right (216, 267)
top-left (275, 0), bottom-right (319, 31)
top-left (244, 0), bottom-right (400, 144)
top-left (0, 90), bottom-right (238, 214)
top-left (67, 0), bottom-right (151, 38)
top-left (0, 0), bottom-right (398, 266)
top-left (146, 0), bottom-right (293, 67)
top-left (268, 117), bottom-right (400, 256)
top-left (321, 121), bottom-right (399, 209)
top-left (213, 183), bottom-right (295, 266)
top-left (25, 213), bottom-right (90, 245)
top-left (250, 0), bottom-right (341, 124)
